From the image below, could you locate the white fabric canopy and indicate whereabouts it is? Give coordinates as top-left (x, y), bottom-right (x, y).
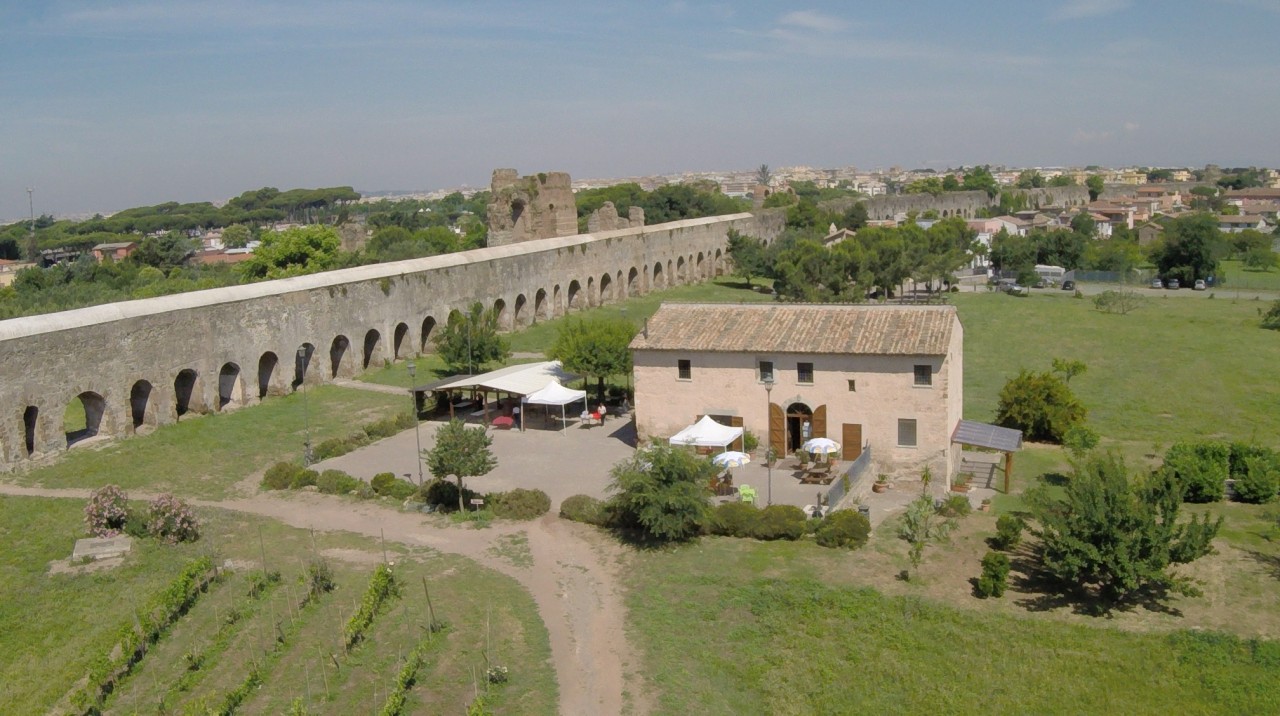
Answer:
top-left (431, 360), bottom-right (578, 396)
top-left (669, 415), bottom-right (744, 449)
top-left (524, 380), bottom-right (587, 406)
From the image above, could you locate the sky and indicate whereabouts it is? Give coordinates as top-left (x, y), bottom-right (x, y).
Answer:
top-left (2, 0), bottom-right (1279, 219)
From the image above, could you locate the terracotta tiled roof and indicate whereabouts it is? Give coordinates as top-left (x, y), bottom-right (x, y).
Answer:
top-left (630, 303), bottom-right (957, 356)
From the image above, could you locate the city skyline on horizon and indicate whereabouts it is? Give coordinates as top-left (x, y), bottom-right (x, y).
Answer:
top-left (4, 1), bottom-right (1279, 219)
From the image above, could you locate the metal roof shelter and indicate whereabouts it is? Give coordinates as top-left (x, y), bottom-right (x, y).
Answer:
top-left (951, 420), bottom-right (1024, 493)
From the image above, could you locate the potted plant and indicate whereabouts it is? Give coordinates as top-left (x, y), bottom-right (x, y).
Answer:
top-left (794, 449), bottom-right (810, 469)
top-left (951, 475), bottom-right (971, 493)
top-left (765, 446), bottom-right (779, 468)
top-left (979, 497), bottom-right (992, 512)
top-left (872, 473), bottom-right (890, 493)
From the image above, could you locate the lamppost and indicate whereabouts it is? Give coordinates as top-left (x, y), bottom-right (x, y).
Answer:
top-left (297, 345), bottom-right (313, 466)
top-left (406, 361), bottom-right (424, 485)
top-left (764, 375), bottom-right (775, 506)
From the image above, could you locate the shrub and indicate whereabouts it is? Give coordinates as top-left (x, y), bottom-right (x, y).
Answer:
top-left (85, 485), bottom-right (130, 537)
top-left (422, 478), bottom-right (480, 511)
top-left (992, 513), bottom-right (1024, 550)
top-left (937, 495), bottom-right (972, 518)
top-left (490, 488), bottom-right (551, 520)
top-left (313, 435), bottom-right (363, 461)
top-left (742, 429), bottom-right (759, 454)
top-left (365, 412), bottom-right (416, 440)
top-left (123, 511), bottom-right (150, 538)
top-left (607, 445), bottom-right (716, 543)
top-left (1234, 455), bottom-right (1280, 504)
top-left (995, 369), bottom-right (1086, 443)
top-left (710, 501), bottom-right (760, 537)
top-left (1261, 298), bottom-right (1280, 329)
top-left (975, 550), bottom-right (1011, 598)
top-left (1228, 443), bottom-right (1279, 479)
top-left (317, 469), bottom-right (362, 495)
top-left (382, 479), bottom-right (418, 501)
top-left (1163, 442), bottom-right (1230, 502)
top-left (559, 494), bottom-right (605, 525)
top-left (147, 493), bottom-right (200, 543)
top-left (750, 504), bottom-right (807, 541)
top-left (306, 559), bottom-right (336, 599)
top-left (291, 469), bottom-right (319, 489)
top-left (813, 510), bottom-right (871, 549)
top-left (262, 462), bottom-right (302, 491)
top-left (1062, 423), bottom-right (1100, 456)
top-left (371, 472), bottom-right (398, 495)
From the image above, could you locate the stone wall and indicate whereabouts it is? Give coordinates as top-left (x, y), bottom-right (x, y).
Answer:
top-left (826, 186), bottom-right (1091, 221)
top-left (0, 212), bottom-right (782, 468)
top-left (486, 169), bottom-right (579, 246)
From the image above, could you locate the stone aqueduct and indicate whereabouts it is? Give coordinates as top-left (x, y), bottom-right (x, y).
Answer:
top-left (0, 212), bottom-right (785, 469)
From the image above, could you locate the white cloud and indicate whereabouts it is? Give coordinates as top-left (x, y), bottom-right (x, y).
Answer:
top-left (1050, 0), bottom-right (1131, 21)
top-left (1123, 121), bottom-right (1140, 132)
top-left (778, 10), bottom-right (847, 33)
top-left (1071, 128), bottom-right (1116, 144)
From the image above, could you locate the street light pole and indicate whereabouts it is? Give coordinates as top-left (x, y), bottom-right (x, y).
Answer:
top-left (297, 345), bottom-right (312, 466)
top-left (764, 375), bottom-right (775, 506)
top-left (407, 361), bottom-right (424, 485)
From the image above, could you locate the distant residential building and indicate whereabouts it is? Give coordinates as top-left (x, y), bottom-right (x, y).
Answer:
top-left (0, 259), bottom-right (36, 287)
top-left (91, 242), bottom-right (137, 262)
top-left (1218, 215), bottom-right (1269, 234)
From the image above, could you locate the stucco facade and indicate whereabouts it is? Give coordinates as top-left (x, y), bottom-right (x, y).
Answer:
top-left (632, 304), bottom-right (963, 484)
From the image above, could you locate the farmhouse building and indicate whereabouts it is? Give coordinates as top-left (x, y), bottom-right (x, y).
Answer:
top-left (630, 303), bottom-right (964, 483)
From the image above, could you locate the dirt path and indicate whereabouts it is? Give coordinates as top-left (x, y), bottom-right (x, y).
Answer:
top-left (0, 484), bottom-right (642, 716)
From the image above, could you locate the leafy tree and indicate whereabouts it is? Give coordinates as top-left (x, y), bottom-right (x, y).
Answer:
top-left (995, 368), bottom-right (1086, 443)
top-left (221, 224), bottom-right (252, 249)
top-left (131, 233), bottom-right (195, 270)
top-left (1048, 175), bottom-right (1076, 187)
top-left (755, 164), bottom-right (771, 186)
top-left (546, 315), bottom-right (636, 401)
top-left (1243, 246), bottom-right (1278, 271)
top-left (434, 302), bottom-right (509, 375)
top-left (961, 166), bottom-right (1000, 198)
top-left (606, 445), bottom-right (716, 543)
top-left (904, 177), bottom-right (944, 196)
top-left (1015, 170), bottom-right (1045, 189)
top-left (841, 201), bottom-right (869, 230)
top-left (898, 469), bottom-right (953, 579)
top-left (725, 229), bottom-right (768, 287)
top-left (761, 192), bottom-right (797, 208)
top-left (239, 225), bottom-right (342, 280)
top-left (1028, 452), bottom-right (1222, 608)
top-left (1149, 213), bottom-right (1226, 283)
top-left (1229, 229), bottom-right (1271, 257)
top-left (425, 420), bottom-right (497, 512)
top-left (771, 239), bottom-right (851, 302)
top-left (1051, 357), bottom-right (1087, 384)
top-left (1086, 175), bottom-right (1105, 201)
top-left (1146, 169), bottom-right (1174, 183)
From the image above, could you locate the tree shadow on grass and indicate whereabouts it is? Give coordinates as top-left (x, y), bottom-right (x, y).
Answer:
top-left (1040, 472), bottom-right (1070, 487)
top-left (1242, 549), bottom-right (1280, 581)
top-left (1006, 546), bottom-right (1185, 618)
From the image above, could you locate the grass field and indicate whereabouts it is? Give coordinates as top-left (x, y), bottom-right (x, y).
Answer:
top-left (625, 537), bottom-right (1280, 716)
top-left (18, 386), bottom-right (404, 499)
top-left (1219, 259), bottom-right (1280, 292)
top-left (0, 496), bottom-right (555, 715)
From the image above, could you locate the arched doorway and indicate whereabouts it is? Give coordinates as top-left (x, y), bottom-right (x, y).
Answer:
top-left (174, 369), bottom-right (202, 417)
top-left (552, 285), bottom-right (563, 316)
top-left (677, 256), bottom-right (687, 283)
top-left (513, 294), bottom-right (528, 328)
top-left (567, 280), bottom-right (582, 311)
top-left (330, 335), bottom-right (352, 378)
top-left (393, 322), bottom-right (409, 359)
top-left (217, 363), bottom-right (243, 411)
top-left (587, 276), bottom-right (597, 307)
top-left (362, 329), bottom-right (382, 369)
top-left (493, 298), bottom-right (508, 331)
top-left (785, 402), bottom-right (813, 452)
top-left (714, 248), bottom-right (723, 276)
top-left (599, 273), bottom-right (613, 303)
top-left (23, 405), bottom-right (38, 456)
top-left (294, 343), bottom-right (315, 389)
top-left (534, 289), bottom-right (549, 322)
top-left (421, 317), bottom-right (437, 353)
top-left (627, 267), bottom-right (640, 296)
top-left (65, 391), bottom-right (107, 447)
top-left (258, 352), bottom-right (279, 398)
top-left (130, 380), bottom-right (154, 430)
top-left (696, 252), bottom-right (705, 278)
top-left (653, 262), bottom-right (664, 289)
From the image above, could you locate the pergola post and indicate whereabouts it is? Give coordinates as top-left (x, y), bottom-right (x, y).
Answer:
top-left (1003, 451), bottom-right (1014, 494)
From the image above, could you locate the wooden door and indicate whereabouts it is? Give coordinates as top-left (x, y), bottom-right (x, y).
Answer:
top-left (730, 416), bottom-right (744, 452)
top-left (769, 403), bottom-right (785, 456)
top-left (812, 404), bottom-right (827, 439)
top-left (842, 423), bottom-right (863, 461)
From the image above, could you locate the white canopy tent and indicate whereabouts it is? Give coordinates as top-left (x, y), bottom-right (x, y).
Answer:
top-left (668, 415), bottom-right (744, 449)
top-left (522, 380), bottom-right (588, 433)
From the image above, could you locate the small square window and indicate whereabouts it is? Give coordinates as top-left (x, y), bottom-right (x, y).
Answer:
top-left (758, 360), bottom-right (774, 383)
top-left (847, 379), bottom-right (856, 392)
top-left (797, 362), bottom-right (814, 384)
top-left (677, 359), bottom-right (691, 380)
top-left (913, 364), bottom-right (932, 387)
top-left (897, 418), bottom-right (918, 447)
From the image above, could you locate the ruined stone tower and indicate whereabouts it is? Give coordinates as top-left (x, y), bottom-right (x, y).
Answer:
top-left (485, 169), bottom-right (578, 246)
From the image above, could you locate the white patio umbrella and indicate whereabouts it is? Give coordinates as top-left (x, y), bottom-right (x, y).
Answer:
top-left (711, 451), bottom-right (752, 468)
top-left (801, 437), bottom-right (841, 455)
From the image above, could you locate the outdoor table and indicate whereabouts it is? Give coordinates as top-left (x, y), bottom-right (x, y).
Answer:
top-left (491, 416), bottom-right (515, 430)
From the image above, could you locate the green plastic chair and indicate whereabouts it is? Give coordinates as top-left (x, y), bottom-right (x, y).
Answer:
top-left (738, 485), bottom-right (756, 504)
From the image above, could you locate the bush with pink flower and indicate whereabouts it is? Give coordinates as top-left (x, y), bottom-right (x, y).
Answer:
top-left (146, 493), bottom-right (201, 544)
top-left (84, 485), bottom-right (130, 537)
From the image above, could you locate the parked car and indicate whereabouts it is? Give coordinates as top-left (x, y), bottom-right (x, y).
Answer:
top-left (1194, 279), bottom-right (1206, 291)
top-left (1167, 278), bottom-right (1180, 289)
top-left (1150, 278), bottom-right (1163, 289)
top-left (1061, 280), bottom-right (1076, 291)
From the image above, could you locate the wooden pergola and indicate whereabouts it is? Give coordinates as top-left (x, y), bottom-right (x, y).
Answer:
top-left (951, 420), bottom-right (1024, 493)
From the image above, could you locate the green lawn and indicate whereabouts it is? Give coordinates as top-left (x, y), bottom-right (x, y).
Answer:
top-left (953, 291), bottom-right (1280, 449)
top-left (626, 538), bottom-right (1280, 715)
top-left (0, 496), bottom-right (555, 716)
top-left (1220, 259), bottom-right (1280, 292)
top-left (19, 385), bottom-right (404, 499)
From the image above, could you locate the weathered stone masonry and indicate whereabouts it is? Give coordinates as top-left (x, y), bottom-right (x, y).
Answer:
top-left (0, 212), bottom-right (784, 468)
